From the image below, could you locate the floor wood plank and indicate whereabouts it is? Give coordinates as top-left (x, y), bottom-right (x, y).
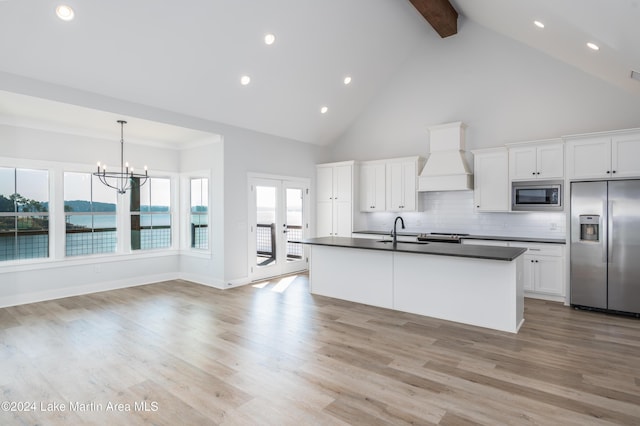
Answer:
top-left (0, 275), bottom-right (639, 425)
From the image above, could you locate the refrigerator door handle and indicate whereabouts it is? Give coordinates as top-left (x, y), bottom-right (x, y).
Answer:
top-left (608, 200), bottom-right (614, 264)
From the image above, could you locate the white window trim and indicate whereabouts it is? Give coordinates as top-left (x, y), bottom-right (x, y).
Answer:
top-left (0, 156), bottom-right (180, 271)
top-left (181, 171), bottom-right (212, 257)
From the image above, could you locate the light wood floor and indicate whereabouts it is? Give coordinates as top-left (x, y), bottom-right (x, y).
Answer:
top-left (1, 275), bottom-right (639, 425)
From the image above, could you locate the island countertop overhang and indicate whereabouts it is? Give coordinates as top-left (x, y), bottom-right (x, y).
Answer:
top-left (302, 237), bottom-right (527, 261)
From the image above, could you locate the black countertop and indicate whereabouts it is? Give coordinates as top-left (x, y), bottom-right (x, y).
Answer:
top-left (352, 230), bottom-right (565, 245)
top-left (302, 237), bottom-right (527, 262)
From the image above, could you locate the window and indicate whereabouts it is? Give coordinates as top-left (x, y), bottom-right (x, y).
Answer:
top-left (130, 177), bottom-right (171, 250)
top-left (0, 167), bottom-right (49, 261)
top-left (64, 173), bottom-right (117, 256)
top-left (190, 178), bottom-right (208, 249)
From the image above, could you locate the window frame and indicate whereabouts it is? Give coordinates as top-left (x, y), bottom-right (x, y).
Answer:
top-left (0, 167), bottom-right (50, 263)
top-left (63, 172), bottom-right (118, 257)
top-left (0, 156), bottom-right (181, 272)
top-left (129, 176), bottom-right (173, 251)
top-left (189, 176), bottom-right (209, 251)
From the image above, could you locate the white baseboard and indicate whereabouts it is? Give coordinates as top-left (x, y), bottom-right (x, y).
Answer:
top-left (524, 292), bottom-right (566, 303)
top-left (0, 272), bottom-right (180, 308)
top-left (179, 272), bottom-right (225, 289)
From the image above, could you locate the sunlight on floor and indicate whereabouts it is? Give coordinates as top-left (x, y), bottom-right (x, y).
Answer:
top-left (251, 275), bottom-right (299, 292)
top-left (271, 275), bottom-right (297, 293)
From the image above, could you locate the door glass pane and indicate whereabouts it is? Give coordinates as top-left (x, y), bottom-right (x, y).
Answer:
top-left (285, 187), bottom-right (303, 262)
top-left (256, 185), bottom-right (276, 268)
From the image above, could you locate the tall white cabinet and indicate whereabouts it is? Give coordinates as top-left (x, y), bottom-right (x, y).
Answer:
top-left (472, 148), bottom-right (509, 212)
top-left (316, 161), bottom-right (354, 237)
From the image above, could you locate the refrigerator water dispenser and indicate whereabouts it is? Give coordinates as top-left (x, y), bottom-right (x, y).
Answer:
top-left (579, 215), bottom-right (600, 242)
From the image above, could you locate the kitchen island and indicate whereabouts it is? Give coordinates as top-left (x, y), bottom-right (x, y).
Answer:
top-left (303, 237), bottom-right (527, 333)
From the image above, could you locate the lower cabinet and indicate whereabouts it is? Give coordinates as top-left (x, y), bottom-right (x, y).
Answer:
top-left (522, 254), bottom-right (564, 295)
top-left (509, 242), bottom-right (565, 299)
top-left (462, 239), bottom-right (565, 300)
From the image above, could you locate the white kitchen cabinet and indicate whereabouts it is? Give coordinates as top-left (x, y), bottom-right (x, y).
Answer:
top-left (360, 161), bottom-right (386, 212)
top-left (386, 157), bottom-right (421, 212)
top-left (508, 140), bottom-right (564, 180)
top-left (510, 242), bottom-right (564, 298)
top-left (566, 132), bottom-right (640, 179)
top-left (472, 148), bottom-right (509, 211)
top-left (316, 161), bottom-right (354, 237)
top-left (462, 239), bottom-right (566, 300)
top-left (359, 156), bottom-right (423, 213)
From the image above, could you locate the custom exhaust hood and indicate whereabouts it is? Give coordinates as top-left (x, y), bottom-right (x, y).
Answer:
top-left (418, 121), bottom-right (473, 191)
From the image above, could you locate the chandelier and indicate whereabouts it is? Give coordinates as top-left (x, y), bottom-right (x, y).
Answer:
top-left (94, 120), bottom-right (148, 194)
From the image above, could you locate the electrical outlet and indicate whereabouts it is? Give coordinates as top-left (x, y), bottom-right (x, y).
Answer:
top-left (550, 223), bottom-right (558, 230)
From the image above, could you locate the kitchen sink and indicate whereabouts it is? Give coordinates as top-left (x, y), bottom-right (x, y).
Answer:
top-left (376, 240), bottom-right (428, 245)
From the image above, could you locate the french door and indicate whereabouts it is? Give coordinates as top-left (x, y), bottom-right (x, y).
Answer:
top-left (249, 176), bottom-right (309, 281)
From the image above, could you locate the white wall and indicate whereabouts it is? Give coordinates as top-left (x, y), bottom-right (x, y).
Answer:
top-left (178, 139), bottom-right (225, 287)
top-left (222, 128), bottom-right (324, 284)
top-left (329, 20), bottom-right (640, 161)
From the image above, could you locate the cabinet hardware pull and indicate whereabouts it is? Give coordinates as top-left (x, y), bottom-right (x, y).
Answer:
top-left (532, 172), bottom-right (536, 175)
top-left (606, 171), bottom-right (610, 174)
top-left (612, 170), bottom-right (616, 174)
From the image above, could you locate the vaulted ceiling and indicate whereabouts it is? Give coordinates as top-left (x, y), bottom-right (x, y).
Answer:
top-left (0, 0), bottom-right (638, 147)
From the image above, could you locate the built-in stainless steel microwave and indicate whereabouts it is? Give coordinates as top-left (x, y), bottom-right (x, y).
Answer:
top-left (512, 180), bottom-right (563, 211)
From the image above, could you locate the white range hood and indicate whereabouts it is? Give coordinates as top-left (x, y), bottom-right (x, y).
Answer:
top-left (418, 121), bottom-right (473, 191)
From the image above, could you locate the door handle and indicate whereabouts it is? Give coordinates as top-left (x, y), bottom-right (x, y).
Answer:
top-left (608, 201), bottom-right (613, 263)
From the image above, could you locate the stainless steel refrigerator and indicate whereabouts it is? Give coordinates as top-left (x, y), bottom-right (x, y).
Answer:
top-left (571, 180), bottom-right (640, 314)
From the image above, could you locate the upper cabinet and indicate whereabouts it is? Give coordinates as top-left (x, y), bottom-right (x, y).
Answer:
top-left (566, 132), bottom-right (640, 179)
top-left (508, 140), bottom-right (564, 180)
top-left (386, 157), bottom-right (421, 212)
top-left (360, 161), bottom-right (386, 212)
top-left (316, 161), bottom-right (354, 237)
top-left (472, 148), bottom-right (509, 212)
top-left (360, 157), bottom-right (424, 213)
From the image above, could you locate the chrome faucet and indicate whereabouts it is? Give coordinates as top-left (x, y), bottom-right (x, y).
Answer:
top-left (392, 216), bottom-right (405, 245)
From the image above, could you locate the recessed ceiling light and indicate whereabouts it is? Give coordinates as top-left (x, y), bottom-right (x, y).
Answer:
top-left (240, 75), bottom-right (251, 85)
top-left (587, 42), bottom-right (600, 51)
top-left (533, 20), bottom-right (545, 29)
top-left (56, 5), bottom-right (75, 21)
top-left (343, 76), bottom-right (352, 85)
top-left (320, 106), bottom-right (328, 114)
top-left (264, 33), bottom-right (276, 45)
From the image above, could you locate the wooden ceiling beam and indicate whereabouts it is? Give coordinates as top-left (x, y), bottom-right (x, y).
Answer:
top-left (409, 0), bottom-right (459, 38)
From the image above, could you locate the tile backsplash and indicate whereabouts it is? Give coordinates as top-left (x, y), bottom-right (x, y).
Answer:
top-left (356, 191), bottom-right (566, 239)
